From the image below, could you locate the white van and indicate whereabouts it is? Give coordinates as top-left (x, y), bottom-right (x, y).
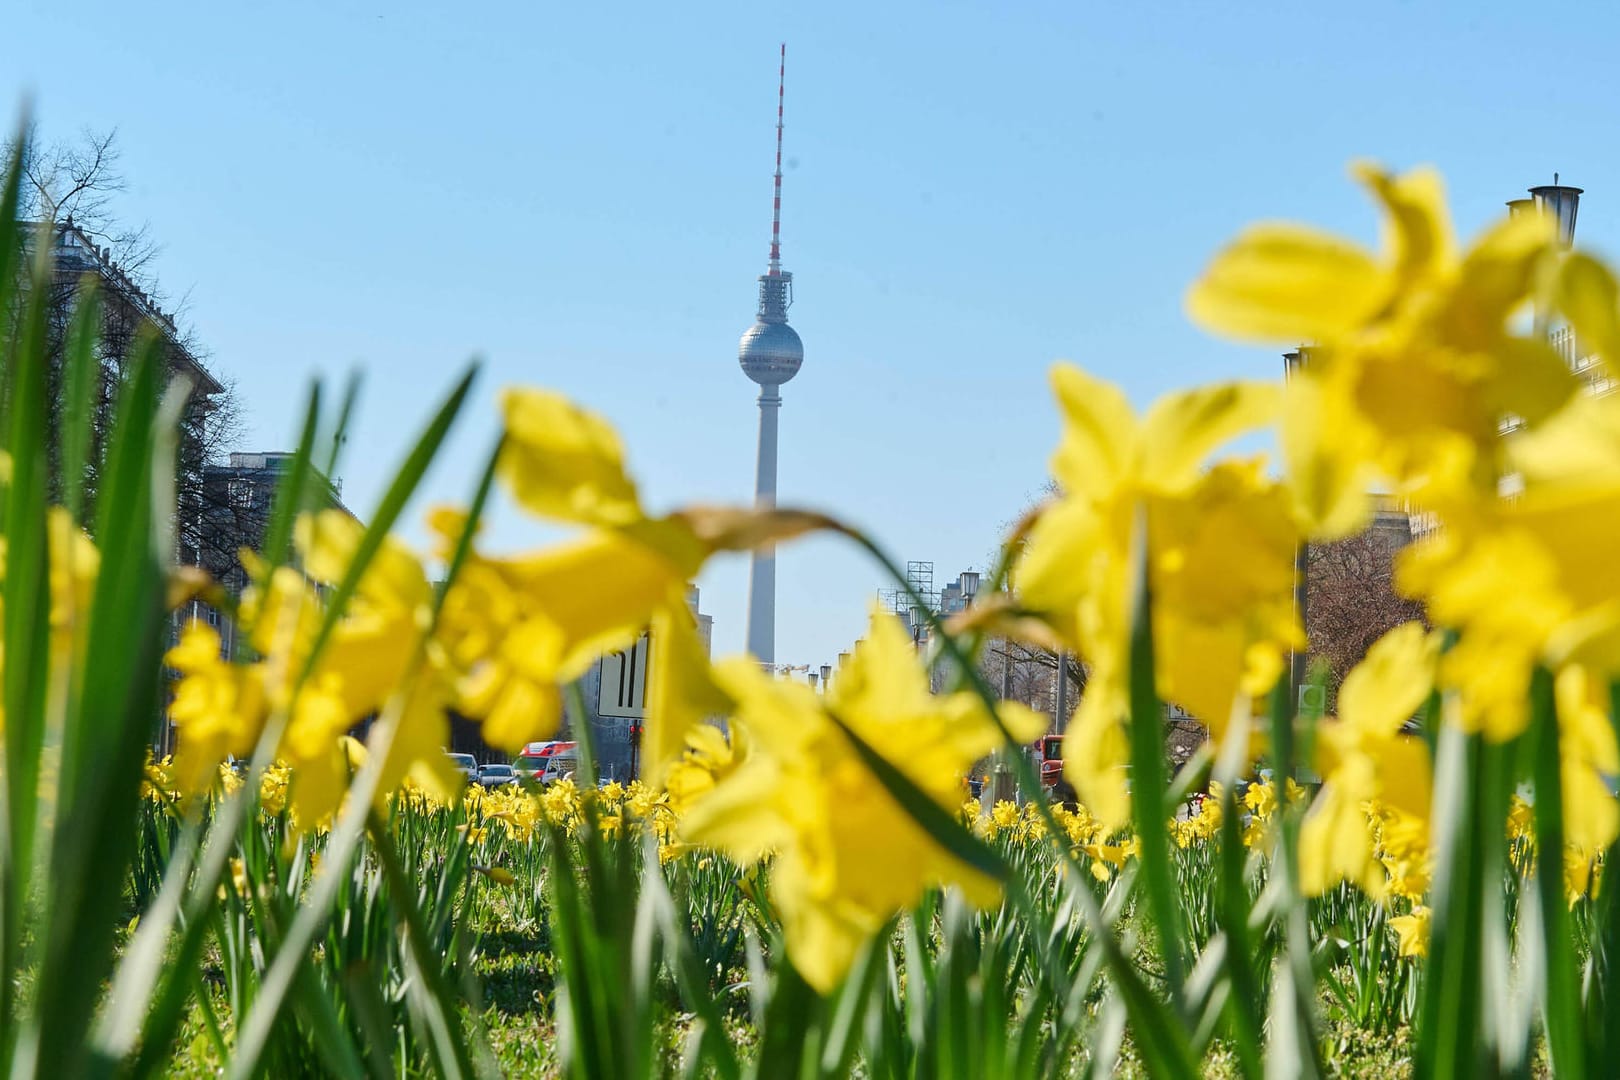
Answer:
top-left (538, 755), bottom-right (577, 785)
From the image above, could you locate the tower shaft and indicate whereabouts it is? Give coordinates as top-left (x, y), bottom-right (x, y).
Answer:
top-left (744, 386), bottom-right (781, 661)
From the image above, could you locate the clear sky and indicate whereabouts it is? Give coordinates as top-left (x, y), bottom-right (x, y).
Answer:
top-left (5, 1), bottom-right (1619, 667)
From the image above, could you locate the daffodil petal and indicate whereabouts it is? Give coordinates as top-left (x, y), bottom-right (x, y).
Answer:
top-left (1186, 222), bottom-right (1388, 343)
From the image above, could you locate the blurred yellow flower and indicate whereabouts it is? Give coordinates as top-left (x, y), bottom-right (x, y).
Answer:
top-left (436, 526), bottom-right (694, 754)
top-left (1552, 665), bottom-right (1620, 858)
top-left (664, 723), bottom-right (745, 818)
top-left (166, 512), bottom-right (461, 829)
top-left (497, 388), bottom-right (643, 527)
top-left (1565, 849), bottom-right (1601, 907)
top-left (476, 865), bottom-right (517, 887)
top-left (1389, 905), bottom-right (1430, 958)
top-left (643, 594), bottom-right (733, 785)
top-left (1300, 622), bottom-right (1438, 897)
top-left (680, 607), bottom-right (1045, 992)
top-left (1397, 404), bottom-right (1620, 748)
top-left (476, 386), bottom-right (834, 765)
top-left (1188, 163), bottom-right (1570, 522)
top-left (1015, 364), bottom-right (1295, 830)
top-left (165, 620), bottom-right (265, 795)
top-left (45, 506), bottom-right (99, 646)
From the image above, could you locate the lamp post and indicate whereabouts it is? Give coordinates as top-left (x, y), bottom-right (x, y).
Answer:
top-left (1283, 347), bottom-right (1312, 717)
top-left (1511, 177), bottom-right (1581, 340)
top-left (1529, 176), bottom-right (1581, 249)
top-left (906, 603), bottom-right (929, 650)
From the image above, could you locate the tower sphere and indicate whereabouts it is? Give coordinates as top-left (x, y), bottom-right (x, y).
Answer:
top-left (739, 318), bottom-right (803, 385)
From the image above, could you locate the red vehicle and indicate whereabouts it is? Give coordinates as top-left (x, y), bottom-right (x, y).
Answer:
top-left (1037, 734), bottom-right (1064, 790)
top-left (514, 740), bottom-right (578, 779)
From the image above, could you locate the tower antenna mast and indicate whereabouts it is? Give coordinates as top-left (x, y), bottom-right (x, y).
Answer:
top-left (768, 43), bottom-right (786, 277)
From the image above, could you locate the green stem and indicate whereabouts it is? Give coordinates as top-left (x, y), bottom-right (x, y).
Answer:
top-left (1125, 519), bottom-right (1187, 1004)
top-left (1531, 667), bottom-right (1586, 1077)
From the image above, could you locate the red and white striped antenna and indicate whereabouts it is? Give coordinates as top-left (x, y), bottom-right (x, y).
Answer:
top-left (767, 43), bottom-right (786, 277)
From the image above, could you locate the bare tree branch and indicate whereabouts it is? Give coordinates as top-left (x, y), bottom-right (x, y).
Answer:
top-left (1304, 519), bottom-right (1425, 706)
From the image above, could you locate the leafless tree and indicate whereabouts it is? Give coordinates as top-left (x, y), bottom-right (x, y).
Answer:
top-left (983, 638), bottom-right (1085, 717)
top-left (1305, 520), bottom-right (1425, 703)
top-left (12, 124), bottom-right (161, 284)
top-left (976, 477), bottom-right (1091, 731)
top-left (10, 127), bottom-right (249, 573)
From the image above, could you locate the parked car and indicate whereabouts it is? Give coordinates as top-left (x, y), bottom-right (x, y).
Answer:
top-left (447, 752), bottom-right (478, 782)
top-left (476, 763), bottom-right (518, 787)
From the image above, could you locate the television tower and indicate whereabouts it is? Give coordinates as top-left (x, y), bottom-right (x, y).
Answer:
top-left (738, 44), bottom-right (803, 664)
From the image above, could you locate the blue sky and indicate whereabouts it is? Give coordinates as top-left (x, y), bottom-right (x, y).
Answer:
top-left (6, 1), bottom-right (1620, 666)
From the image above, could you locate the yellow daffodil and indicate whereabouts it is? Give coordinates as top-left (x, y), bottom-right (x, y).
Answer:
top-left (166, 511), bottom-right (460, 828)
top-left (643, 591), bottom-right (733, 785)
top-left (1299, 622), bottom-right (1438, 897)
top-left (1389, 905), bottom-right (1430, 958)
top-left (1372, 802), bottom-right (1432, 901)
top-left (476, 387), bottom-right (836, 764)
top-left (434, 526), bottom-right (695, 753)
top-left (164, 620), bottom-right (266, 795)
top-left (497, 387), bottom-right (643, 527)
top-left (680, 608), bottom-right (1045, 993)
top-left (45, 506), bottom-right (99, 646)
top-left (1565, 849), bottom-right (1601, 907)
top-left (664, 723), bottom-right (746, 818)
top-left (1552, 665), bottom-right (1620, 859)
top-left (1397, 401), bottom-right (1620, 748)
top-left (1188, 162), bottom-right (1571, 522)
top-left (1015, 364), bottom-right (1296, 830)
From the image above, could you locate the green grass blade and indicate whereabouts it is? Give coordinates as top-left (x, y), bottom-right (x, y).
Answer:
top-left (1262, 676), bottom-right (1324, 1080)
top-left (89, 815), bottom-right (201, 1063)
top-left (1214, 716), bottom-right (1264, 1080)
top-left (227, 364), bottom-right (478, 1080)
top-left (0, 183), bottom-right (48, 1066)
top-left (1587, 681), bottom-right (1620, 1070)
top-left (2, 225), bottom-right (57, 913)
top-left (370, 812), bottom-right (479, 1079)
top-left (1415, 724), bottom-right (1486, 1079)
top-left (28, 338), bottom-right (171, 1075)
top-left (1529, 667), bottom-right (1586, 1077)
top-left (320, 368), bottom-right (363, 482)
top-left (430, 432), bottom-right (501, 623)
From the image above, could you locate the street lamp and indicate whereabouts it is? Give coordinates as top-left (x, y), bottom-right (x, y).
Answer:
top-left (1529, 175), bottom-right (1581, 249)
top-left (906, 603), bottom-right (929, 649)
top-left (1512, 177), bottom-right (1581, 342)
top-left (958, 571), bottom-right (980, 602)
top-left (1282, 346), bottom-right (1313, 714)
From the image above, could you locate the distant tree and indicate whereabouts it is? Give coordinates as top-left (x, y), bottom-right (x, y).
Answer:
top-left (1304, 519), bottom-right (1425, 703)
top-left (14, 124), bottom-right (160, 280)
